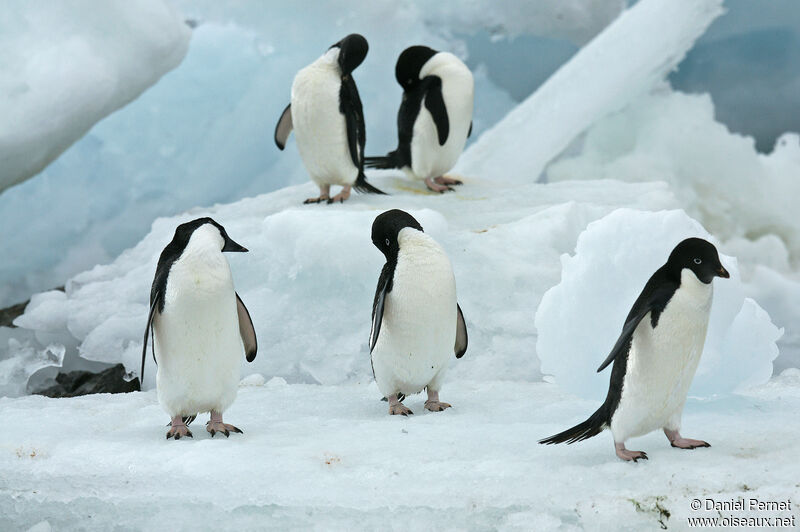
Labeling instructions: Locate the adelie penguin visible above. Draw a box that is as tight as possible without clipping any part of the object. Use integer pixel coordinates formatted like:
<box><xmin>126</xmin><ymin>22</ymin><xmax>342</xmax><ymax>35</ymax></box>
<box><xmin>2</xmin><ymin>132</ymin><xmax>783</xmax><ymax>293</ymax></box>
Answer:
<box><xmin>274</xmin><ymin>33</ymin><xmax>385</xmax><ymax>204</ymax></box>
<box><xmin>369</xmin><ymin>209</ymin><xmax>468</xmax><ymax>415</ymax></box>
<box><xmin>141</xmin><ymin>217</ymin><xmax>257</xmax><ymax>440</ymax></box>
<box><xmin>539</xmin><ymin>238</ymin><xmax>730</xmax><ymax>462</ymax></box>
<box><xmin>365</xmin><ymin>45</ymin><xmax>474</xmax><ymax>193</ymax></box>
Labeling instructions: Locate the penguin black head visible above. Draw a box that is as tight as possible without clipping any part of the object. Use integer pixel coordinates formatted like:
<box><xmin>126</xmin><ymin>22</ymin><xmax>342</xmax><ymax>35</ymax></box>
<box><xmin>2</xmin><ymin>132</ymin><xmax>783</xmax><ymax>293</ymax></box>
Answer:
<box><xmin>172</xmin><ymin>217</ymin><xmax>248</xmax><ymax>253</ymax></box>
<box><xmin>371</xmin><ymin>209</ymin><xmax>424</xmax><ymax>259</ymax></box>
<box><xmin>330</xmin><ymin>33</ymin><xmax>368</xmax><ymax>77</ymax></box>
<box><xmin>667</xmin><ymin>237</ymin><xmax>729</xmax><ymax>284</ymax></box>
<box><xmin>395</xmin><ymin>45</ymin><xmax>438</xmax><ymax>90</ymax></box>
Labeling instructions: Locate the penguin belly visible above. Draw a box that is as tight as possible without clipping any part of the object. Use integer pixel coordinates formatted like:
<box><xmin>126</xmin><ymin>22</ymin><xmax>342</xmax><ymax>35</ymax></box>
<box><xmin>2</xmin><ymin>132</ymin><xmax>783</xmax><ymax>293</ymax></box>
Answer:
<box><xmin>372</xmin><ymin>233</ymin><xmax>457</xmax><ymax>397</ymax></box>
<box><xmin>610</xmin><ymin>275</ymin><xmax>713</xmax><ymax>442</ymax></box>
<box><xmin>154</xmin><ymin>260</ymin><xmax>242</xmax><ymax>417</ymax></box>
<box><xmin>291</xmin><ymin>60</ymin><xmax>358</xmax><ymax>187</ymax></box>
<box><xmin>409</xmin><ymin>62</ymin><xmax>473</xmax><ymax>180</ymax></box>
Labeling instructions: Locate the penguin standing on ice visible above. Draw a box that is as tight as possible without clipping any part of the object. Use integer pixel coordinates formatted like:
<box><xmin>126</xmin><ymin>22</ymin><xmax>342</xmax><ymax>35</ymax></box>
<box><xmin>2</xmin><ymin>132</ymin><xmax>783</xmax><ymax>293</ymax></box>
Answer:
<box><xmin>539</xmin><ymin>238</ymin><xmax>730</xmax><ymax>461</ymax></box>
<box><xmin>369</xmin><ymin>209</ymin><xmax>468</xmax><ymax>415</ymax></box>
<box><xmin>365</xmin><ymin>45</ymin><xmax>474</xmax><ymax>193</ymax></box>
<box><xmin>275</xmin><ymin>33</ymin><xmax>385</xmax><ymax>204</ymax></box>
<box><xmin>141</xmin><ymin>217</ymin><xmax>257</xmax><ymax>440</ymax></box>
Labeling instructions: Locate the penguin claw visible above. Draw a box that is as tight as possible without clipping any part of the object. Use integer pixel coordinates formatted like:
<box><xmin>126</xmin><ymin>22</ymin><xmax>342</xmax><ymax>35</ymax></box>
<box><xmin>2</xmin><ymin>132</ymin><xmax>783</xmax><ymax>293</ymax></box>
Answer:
<box><xmin>206</xmin><ymin>420</ymin><xmax>243</xmax><ymax>438</ymax></box>
<box><xmin>424</xmin><ymin>400</ymin><xmax>452</xmax><ymax>412</ymax></box>
<box><xmin>389</xmin><ymin>403</ymin><xmax>414</xmax><ymax>416</ymax></box>
<box><xmin>166</xmin><ymin>425</ymin><xmax>193</xmax><ymax>441</ymax></box>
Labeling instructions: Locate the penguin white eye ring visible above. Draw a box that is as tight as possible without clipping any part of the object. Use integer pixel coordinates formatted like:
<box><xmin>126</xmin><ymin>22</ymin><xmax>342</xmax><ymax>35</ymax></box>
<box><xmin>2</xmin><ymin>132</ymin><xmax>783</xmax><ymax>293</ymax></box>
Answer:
<box><xmin>539</xmin><ymin>237</ymin><xmax>730</xmax><ymax>462</ymax></box>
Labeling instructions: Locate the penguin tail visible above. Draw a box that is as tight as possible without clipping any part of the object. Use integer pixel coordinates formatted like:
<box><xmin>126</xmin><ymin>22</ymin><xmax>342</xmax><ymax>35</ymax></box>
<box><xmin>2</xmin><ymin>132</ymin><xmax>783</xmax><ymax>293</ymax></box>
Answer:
<box><xmin>538</xmin><ymin>406</ymin><xmax>608</xmax><ymax>445</ymax></box>
<box><xmin>354</xmin><ymin>172</ymin><xmax>387</xmax><ymax>195</ymax></box>
<box><xmin>364</xmin><ymin>150</ymin><xmax>403</xmax><ymax>170</ymax></box>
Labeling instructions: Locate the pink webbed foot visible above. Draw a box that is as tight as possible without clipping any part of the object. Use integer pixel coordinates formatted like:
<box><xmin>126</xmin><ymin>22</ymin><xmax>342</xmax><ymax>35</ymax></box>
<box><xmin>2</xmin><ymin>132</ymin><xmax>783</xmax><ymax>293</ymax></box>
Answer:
<box><xmin>303</xmin><ymin>195</ymin><xmax>330</xmax><ymax>204</ymax></box>
<box><xmin>615</xmin><ymin>442</ymin><xmax>648</xmax><ymax>462</ymax></box>
<box><xmin>425</xmin><ymin>177</ymin><xmax>454</xmax><ymax>193</ymax></box>
<box><xmin>434</xmin><ymin>175</ymin><xmax>463</xmax><ymax>186</ymax></box>
<box><xmin>327</xmin><ymin>186</ymin><xmax>352</xmax><ymax>204</ymax></box>
<box><xmin>664</xmin><ymin>429</ymin><xmax>710</xmax><ymax>449</ymax></box>
<box><xmin>388</xmin><ymin>394</ymin><xmax>413</xmax><ymax>416</ymax></box>
<box><xmin>424</xmin><ymin>389</ymin><xmax>451</xmax><ymax>412</ymax></box>
<box><xmin>166</xmin><ymin>416</ymin><xmax>193</xmax><ymax>440</ymax></box>
<box><xmin>206</xmin><ymin>411</ymin><xmax>243</xmax><ymax>438</ymax></box>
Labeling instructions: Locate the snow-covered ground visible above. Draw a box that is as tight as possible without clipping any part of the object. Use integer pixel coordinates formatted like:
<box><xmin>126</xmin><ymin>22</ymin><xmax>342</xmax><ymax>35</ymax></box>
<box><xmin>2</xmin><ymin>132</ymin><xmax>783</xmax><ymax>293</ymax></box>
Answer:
<box><xmin>2</xmin><ymin>374</ymin><xmax>799</xmax><ymax>530</ymax></box>
<box><xmin>2</xmin><ymin>0</ymin><xmax>800</xmax><ymax>528</ymax></box>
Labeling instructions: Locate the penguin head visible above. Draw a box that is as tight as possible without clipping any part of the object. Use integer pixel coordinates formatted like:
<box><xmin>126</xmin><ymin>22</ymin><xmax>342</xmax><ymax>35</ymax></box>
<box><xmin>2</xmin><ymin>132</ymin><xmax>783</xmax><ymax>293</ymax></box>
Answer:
<box><xmin>371</xmin><ymin>209</ymin><xmax>424</xmax><ymax>259</ymax></box>
<box><xmin>330</xmin><ymin>33</ymin><xmax>368</xmax><ymax>77</ymax></box>
<box><xmin>395</xmin><ymin>45</ymin><xmax>438</xmax><ymax>90</ymax></box>
<box><xmin>667</xmin><ymin>237</ymin><xmax>729</xmax><ymax>284</ymax></box>
<box><xmin>172</xmin><ymin>217</ymin><xmax>249</xmax><ymax>254</ymax></box>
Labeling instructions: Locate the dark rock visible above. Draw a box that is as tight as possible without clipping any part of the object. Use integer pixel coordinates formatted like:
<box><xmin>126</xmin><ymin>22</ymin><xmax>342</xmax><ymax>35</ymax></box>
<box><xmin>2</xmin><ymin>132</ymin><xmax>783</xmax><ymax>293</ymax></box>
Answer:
<box><xmin>0</xmin><ymin>300</ymin><xmax>28</xmax><ymax>328</ymax></box>
<box><xmin>36</xmin><ymin>363</ymin><xmax>140</xmax><ymax>398</ymax></box>
<box><xmin>0</xmin><ymin>286</ymin><xmax>64</xmax><ymax>328</ymax></box>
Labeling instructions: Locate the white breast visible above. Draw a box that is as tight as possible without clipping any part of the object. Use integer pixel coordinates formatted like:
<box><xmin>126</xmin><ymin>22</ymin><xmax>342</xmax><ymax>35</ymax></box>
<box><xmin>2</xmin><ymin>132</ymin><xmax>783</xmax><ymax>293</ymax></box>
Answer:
<box><xmin>291</xmin><ymin>49</ymin><xmax>358</xmax><ymax>187</ymax></box>
<box><xmin>409</xmin><ymin>52</ymin><xmax>474</xmax><ymax>180</ymax></box>
<box><xmin>154</xmin><ymin>230</ymin><xmax>243</xmax><ymax>417</ymax></box>
<box><xmin>610</xmin><ymin>269</ymin><xmax>713</xmax><ymax>442</ymax></box>
<box><xmin>371</xmin><ymin>229</ymin><xmax>458</xmax><ymax>397</ymax></box>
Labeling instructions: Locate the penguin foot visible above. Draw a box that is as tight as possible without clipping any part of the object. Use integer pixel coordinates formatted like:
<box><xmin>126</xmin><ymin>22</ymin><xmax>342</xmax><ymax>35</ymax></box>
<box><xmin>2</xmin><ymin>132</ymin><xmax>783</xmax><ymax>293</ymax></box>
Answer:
<box><xmin>664</xmin><ymin>429</ymin><xmax>710</xmax><ymax>449</ymax></box>
<box><xmin>424</xmin><ymin>400</ymin><xmax>452</xmax><ymax>412</ymax></box>
<box><xmin>327</xmin><ymin>186</ymin><xmax>352</xmax><ymax>204</ymax></box>
<box><xmin>425</xmin><ymin>177</ymin><xmax>454</xmax><ymax>193</ymax></box>
<box><xmin>434</xmin><ymin>175</ymin><xmax>463</xmax><ymax>186</ymax></box>
<box><xmin>615</xmin><ymin>442</ymin><xmax>648</xmax><ymax>462</ymax></box>
<box><xmin>166</xmin><ymin>416</ymin><xmax>193</xmax><ymax>440</ymax></box>
<box><xmin>389</xmin><ymin>403</ymin><xmax>414</xmax><ymax>416</ymax></box>
<box><xmin>206</xmin><ymin>421</ymin><xmax>243</xmax><ymax>438</ymax></box>
<box><xmin>303</xmin><ymin>195</ymin><xmax>330</xmax><ymax>204</ymax></box>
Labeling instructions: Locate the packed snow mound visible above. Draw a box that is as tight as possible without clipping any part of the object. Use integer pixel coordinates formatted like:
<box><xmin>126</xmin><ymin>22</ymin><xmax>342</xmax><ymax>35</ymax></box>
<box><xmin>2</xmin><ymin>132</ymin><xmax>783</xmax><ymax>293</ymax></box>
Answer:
<box><xmin>547</xmin><ymin>91</ymin><xmax>800</xmax><ymax>260</ymax></box>
<box><xmin>12</xmin><ymin>178</ymin><xmax>678</xmax><ymax>394</ymax></box>
<box><xmin>536</xmin><ymin>209</ymin><xmax>781</xmax><ymax>400</ymax></box>
<box><xmin>0</xmin><ymin>0</ymin><xmax>190</xmax><ymax>192</ymax></box>
<box><xmin>0</xmin><ymin>4</ymin><xmax>517</xmax><ymax>308</ymax></box>
<box><xmin>455</xmin><ymin>0</ymin><xmax>724</xmax><ymax>182</ymax></box>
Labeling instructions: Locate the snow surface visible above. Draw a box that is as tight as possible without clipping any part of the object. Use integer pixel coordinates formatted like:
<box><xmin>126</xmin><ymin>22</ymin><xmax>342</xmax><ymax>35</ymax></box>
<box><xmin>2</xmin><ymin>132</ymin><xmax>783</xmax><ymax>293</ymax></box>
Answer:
<box><xmin>536</xmin><ymin>209</ymin><xmax>781</xmax><ymax>400</ymax></box>
<box><xmin>0</xmin><ymin>0</ymin><xmax>190</xmax><ymax>191</ymax></box>
<box><xmin>455</xmin><ymin>0</ymin><xmax>725</xmax><ymax>182</ymax></box>
<box><xmin>1</xmin><ymin>374</ymin><xmax>799</xmax><ymax>530</ymax></box>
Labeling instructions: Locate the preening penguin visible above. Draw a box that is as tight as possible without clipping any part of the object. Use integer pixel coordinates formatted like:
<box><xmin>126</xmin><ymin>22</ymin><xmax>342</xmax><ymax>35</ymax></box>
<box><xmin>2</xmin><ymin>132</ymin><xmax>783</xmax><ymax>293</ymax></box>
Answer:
<box><xmin>369</xmin><ymin>209</ymin><xmax>468</xmax><ymax>415</ymax></box>
<box><xmin>539</xmin><ymin>238</ymin><xmax>730</xmax><ymax>461</ymax></box>
<box><xmin>275</xmin><ymin>33</ymin><xmax>385</xmax><ymax>204</ymax></box>
<box><xmin>365</xmin><ymin>45</ymin><xmax>474</xmax><ymax>193</ymax></box>
<box><xmin>141</xmin><ymin>217</ymin><xmax>257</xmax><ymax>440</ymax></box>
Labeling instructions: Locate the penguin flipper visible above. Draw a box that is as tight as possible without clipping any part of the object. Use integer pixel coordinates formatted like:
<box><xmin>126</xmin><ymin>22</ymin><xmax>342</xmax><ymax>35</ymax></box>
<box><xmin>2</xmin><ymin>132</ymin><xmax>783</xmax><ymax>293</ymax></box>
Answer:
<box><xmin>140</xmin><ymin>296</ymin><xmax>160</xmax><ymax>388</ymax></box>
<box><xmin>274</xmin><ymin>103</ymin><xmax>293</xmax><ymax>150</ymax></box>
<box><xmin>236</xmin><ymin>293</ymin><xmax>258</xmax><ymax>362</ymax></box>
<box><xmin>339</xmin><ymin>75</ymin><xmax>366</xmax><ymax>169</ymax></box>
<box><xmin>369</xmin><ymin>265</ymin><xmax>393</xmax><ymax>353</ymax></box>
<box><xmin>455</xmin><ymin>303</ymin><xmax>468</xmax><ymax>358</ymax></box>
<box><xmin>423</xmin><ymin>76</ymin><xmax>449</xmax><ymax>146</ymax></box>
<box><xmin>596</xmin><ymin>273</ymin><xmax>677</xmax><ymax>373</ymax></box>
<box><xmin>539</xmin><ymin>406</ymin><xmax>608</xmax><ymax>445</ymax></box>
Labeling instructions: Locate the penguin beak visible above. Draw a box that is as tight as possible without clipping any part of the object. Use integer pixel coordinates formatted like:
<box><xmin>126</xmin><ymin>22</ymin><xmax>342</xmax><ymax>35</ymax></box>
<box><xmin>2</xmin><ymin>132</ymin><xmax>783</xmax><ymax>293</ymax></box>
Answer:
<box><xmin>222</xmin><ymin>238</ymin><xmax>248</xmax><ymax>253</ymax></box>
<box><xmin>716</xmin><ymin>265</ymin><xmax>730</xmax><ymax>278</ymax></box>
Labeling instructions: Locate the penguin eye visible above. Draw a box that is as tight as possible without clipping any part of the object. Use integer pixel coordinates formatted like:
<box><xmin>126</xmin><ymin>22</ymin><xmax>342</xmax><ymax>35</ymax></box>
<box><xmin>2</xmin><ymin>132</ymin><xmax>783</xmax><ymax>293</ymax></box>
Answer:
<box><xmin>693</xmin><ymin>258</ymin><xmax>702</xmax><ymax>265</ymax></box>
<box><xmin>385</xmin><ymin>238</ymin><xmax>390</xmax><ymax>247</ymax></box>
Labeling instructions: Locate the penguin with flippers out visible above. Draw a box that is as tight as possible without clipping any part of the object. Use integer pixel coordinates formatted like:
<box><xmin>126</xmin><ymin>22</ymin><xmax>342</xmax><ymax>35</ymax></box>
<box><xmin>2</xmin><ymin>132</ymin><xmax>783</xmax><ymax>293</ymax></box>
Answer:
<box><xmin>539</xmin><ymin>238</ymin><xmax>730</xmax><ymax>461</ymax></box>
<box><xmin>369</xmin><ymin>209</ymin><xmax>468</xmax><ymax>415</ymax></box>
<box><xmin>141</xmin><ymin>217</ymin><xmax>257</xmax><ymax>440</ymax></box>
<box><xmin>365</xmin><ymin>45</ymin><xmax>474</xmax><ymax>193</ymax></box>
<box><xmin>275</xmin><ymin>33</ymin><xmax>385</xmax><ymax>204</ymax></box>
